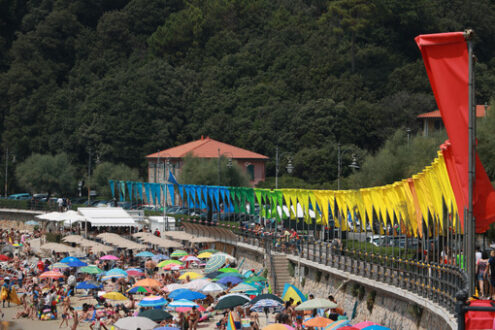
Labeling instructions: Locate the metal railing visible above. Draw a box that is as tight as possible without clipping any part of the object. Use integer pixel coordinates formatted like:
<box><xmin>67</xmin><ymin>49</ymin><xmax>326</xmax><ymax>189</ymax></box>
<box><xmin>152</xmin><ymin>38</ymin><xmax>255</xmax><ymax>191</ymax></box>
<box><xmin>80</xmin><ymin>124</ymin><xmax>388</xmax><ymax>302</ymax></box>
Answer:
<box><xmin>182</xmin><ymin>219</ymin><xmax>466</xmax><ymax>314</ymax></box>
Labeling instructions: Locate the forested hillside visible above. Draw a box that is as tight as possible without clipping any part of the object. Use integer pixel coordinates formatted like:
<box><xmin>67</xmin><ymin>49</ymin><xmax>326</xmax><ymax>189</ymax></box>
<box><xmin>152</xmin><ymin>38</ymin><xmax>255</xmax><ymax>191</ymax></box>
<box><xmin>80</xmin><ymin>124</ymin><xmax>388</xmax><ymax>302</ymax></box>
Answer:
<box><xmin>2</xmin><ymin>0</ymin><xmax>495</xmax><ymax>190</ymax></box>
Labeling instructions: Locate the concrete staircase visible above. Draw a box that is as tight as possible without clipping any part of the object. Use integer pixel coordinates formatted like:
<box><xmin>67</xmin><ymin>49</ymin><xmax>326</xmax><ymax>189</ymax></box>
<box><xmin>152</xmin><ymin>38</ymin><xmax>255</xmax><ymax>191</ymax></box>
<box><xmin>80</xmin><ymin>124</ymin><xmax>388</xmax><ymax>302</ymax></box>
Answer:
<box><xmin>267</xmin><ymin>253</ymin><xmax>291</xmax><ymax>296</ymax></box>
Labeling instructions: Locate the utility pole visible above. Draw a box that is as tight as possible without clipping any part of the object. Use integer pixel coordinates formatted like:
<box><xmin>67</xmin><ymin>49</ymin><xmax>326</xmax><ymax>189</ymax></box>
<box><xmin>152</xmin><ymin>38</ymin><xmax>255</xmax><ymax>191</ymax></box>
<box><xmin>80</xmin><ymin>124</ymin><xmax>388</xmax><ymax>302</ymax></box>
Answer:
<box><xmin>466</xmin><ymin>29</ymin><xmax>476</xmax><ymax>296</ymax></box>
<box><xmin>4</xmin><ymin>147</ymin><xmax>7</xmax><ymax>198</ymax></box>
<box><xmin>275</xmin><ymin>146</ymin><xmax>279</xmax><ymax>189</ymax></box>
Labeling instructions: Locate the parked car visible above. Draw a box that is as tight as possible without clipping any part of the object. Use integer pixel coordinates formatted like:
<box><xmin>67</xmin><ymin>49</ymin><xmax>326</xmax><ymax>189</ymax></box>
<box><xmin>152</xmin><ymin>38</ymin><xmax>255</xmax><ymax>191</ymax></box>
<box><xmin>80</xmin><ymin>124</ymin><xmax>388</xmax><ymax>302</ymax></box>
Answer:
<box><xmin>7</xmin><ymin>193</ymin><xmax>31</xmax><ymax>200</ymax></box>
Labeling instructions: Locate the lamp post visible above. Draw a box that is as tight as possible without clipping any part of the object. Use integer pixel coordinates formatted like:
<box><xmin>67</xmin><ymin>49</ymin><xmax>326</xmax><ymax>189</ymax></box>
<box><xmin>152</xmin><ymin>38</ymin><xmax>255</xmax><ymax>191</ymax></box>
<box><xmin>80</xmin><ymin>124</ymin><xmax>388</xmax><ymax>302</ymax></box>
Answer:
<box><xmin>159</xmin><ymin>151</ymin><xmax>172</xmax><ymax>233</ymax></box>
<box><xmin>275</xmin><ymin>146</ymin><xmax>294</xmax><ymax>189</ymax></box>
<box><xmin>336</xmin><ymin>143</ymin><xmax>360</xmax><ymax>239</ymax></box>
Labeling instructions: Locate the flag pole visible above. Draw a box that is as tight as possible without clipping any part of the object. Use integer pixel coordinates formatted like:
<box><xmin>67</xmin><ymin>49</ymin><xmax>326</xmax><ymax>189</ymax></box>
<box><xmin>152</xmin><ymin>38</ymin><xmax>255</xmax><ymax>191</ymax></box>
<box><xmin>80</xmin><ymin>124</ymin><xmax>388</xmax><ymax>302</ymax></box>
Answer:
<box><xmin>465</xmin><ymin>29</ymin><xmax>475</xmax><ymax>297</ymax></box>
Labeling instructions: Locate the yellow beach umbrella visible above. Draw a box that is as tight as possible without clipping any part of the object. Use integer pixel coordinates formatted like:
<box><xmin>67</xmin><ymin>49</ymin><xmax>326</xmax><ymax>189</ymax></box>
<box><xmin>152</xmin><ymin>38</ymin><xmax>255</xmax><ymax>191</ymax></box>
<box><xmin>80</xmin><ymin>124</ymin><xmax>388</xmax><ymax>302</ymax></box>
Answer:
<box><xmin>102</xmin><ymin>292</ymin><xmax>128</xmax><ymax>301</ymax></box>
<box><xmin>197</xmin><ymin>252</ymin><xmax>213</xmax><ymax>259</ymax></box>
<box><xmin>179</xmin><ymin>272</ymin><xmax>203</xmax><ymax>280</ymax></box>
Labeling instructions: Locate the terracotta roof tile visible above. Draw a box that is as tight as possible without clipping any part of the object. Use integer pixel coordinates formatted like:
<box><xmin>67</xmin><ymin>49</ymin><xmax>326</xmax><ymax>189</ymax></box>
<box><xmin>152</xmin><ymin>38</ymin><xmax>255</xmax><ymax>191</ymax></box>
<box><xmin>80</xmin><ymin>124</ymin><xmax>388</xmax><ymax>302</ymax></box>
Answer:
<box><xmin>146</xmin><ymin>137</ymin><xmax>269</xmax><ymax>160</ymax></box>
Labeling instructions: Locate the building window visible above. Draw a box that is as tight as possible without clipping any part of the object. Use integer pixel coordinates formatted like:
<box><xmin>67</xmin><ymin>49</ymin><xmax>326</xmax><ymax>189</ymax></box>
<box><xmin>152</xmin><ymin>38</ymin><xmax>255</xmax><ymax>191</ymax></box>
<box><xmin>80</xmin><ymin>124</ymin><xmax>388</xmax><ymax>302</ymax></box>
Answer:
<box><xmin>149</xmin><ymin>162</ymin><xmax>155</xmax><ymax>169</ymax></box>
<box><xmin>247</xmin><ymin>164</ymin><xmax>255</xmax><ymax>181</ymax></box>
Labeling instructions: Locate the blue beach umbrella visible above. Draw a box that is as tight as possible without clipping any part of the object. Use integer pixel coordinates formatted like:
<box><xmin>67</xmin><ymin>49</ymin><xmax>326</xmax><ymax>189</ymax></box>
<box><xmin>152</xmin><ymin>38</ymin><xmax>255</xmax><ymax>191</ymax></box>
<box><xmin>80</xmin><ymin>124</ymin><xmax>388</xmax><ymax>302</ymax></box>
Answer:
<box><xmin>217</xmin><ymin>276</ymin><xmax>243</xmax><ymax>286</ymax></box>
<box><xmin>138</xmin><ymin>296</ymin><xmax>168</xmax><ymax>307</ymax></box>
<box><xmin>173</xmin><ymin>291</ymin><xmax>206</xmax><ymax>301</ymax></box>
<box><xmin>136</xmin><ymin>251</ymin><xmax>155</xmax><ymax>258</ymax></box>
<box><xmin>76</xmin><ymin>281</ymin><xmax>101</xmax><ymax>290</ymax></box>
<box><xmin>167</xmin><ymin>299</ymin><xmax>199</xmax><ymax>309</ymax></box>
<box><xmin>60</xmin><ymin>256</ymin><xmax>87</xmax><ymax>267</ymax></box>
<box><xmin>152</xmin><ymin>254</ymin><xmax>169</xmax><ymax>261</ymax></box>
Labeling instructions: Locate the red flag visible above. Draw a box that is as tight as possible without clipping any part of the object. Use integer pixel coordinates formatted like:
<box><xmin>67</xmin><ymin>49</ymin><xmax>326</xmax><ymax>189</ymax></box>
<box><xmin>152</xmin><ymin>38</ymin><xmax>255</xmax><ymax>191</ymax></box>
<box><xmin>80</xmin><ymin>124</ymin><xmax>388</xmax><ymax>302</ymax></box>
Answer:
<box><xmin>416</xmin><ymin>32</ymin><xmax>495</xmax><ymax>233</ymax></box>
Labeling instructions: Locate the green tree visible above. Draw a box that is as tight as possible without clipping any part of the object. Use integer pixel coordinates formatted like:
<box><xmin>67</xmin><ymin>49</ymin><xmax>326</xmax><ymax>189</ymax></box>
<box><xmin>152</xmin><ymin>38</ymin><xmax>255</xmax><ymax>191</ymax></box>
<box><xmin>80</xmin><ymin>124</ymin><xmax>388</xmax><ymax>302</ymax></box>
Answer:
<box><xmin>15</xmin><ymin>153</ymin><xmax>76</xmax><ymax>196</ymax></box>
<box><xmin>178</xmin><ymin>154</ymin><xmax>250</xmax><ymax>187</ymax></box>
<box><xmin>91</xmin><ymin>162</ymin><xmax>140</xmax><ymax>198</ymax></box>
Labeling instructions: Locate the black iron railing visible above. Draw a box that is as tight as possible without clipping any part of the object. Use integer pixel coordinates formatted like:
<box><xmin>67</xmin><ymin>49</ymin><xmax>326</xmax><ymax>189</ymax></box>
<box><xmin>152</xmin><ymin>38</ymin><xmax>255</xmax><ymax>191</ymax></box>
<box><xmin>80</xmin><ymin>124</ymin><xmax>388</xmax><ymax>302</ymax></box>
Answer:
<box><xmin>183</xmin><ymin>220</ymin><xmax>466</xmax><ymax>314</ymax></box>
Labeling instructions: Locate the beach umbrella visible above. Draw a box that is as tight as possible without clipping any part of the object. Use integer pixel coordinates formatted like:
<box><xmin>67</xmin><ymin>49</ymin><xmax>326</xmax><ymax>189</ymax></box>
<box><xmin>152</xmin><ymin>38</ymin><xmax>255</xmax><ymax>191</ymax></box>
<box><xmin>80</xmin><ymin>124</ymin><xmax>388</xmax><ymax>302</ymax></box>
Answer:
<box><xmin>126</xmin><ymin>269</ymin><xmax>145</xmax><ymax>277</ymax></box>
<box><xmin>324</xmin><ymin>320</ymin><xmax>351</xmax><ymax>329</ymax></box>
<box><xmin>304</xmin><ymin>316</ymin><xmax>334</xmax><ymax>328</ymax></box>
<box><xmin>245</xmin><ymin>276</ymin><xmax>268</xmax><ymax>283</ymax></box>
<box><xmin>295</xmin><ymin>298</ymin><xmax>337</xmax><ymax>310</ymax></box>
<box><xmin>353</xmin><ymin>322</ymin><xmax>380</xmax><ymax>329</ymax></box>
<box><xmin>205</xmin><ymin>271</ymin><xmax>222</xmax><ymax>279</ymax></box>
<box><xmin>229</xmin><ymin>283</ymin><xmax>258</xmax><ymax>293</ymax></box>
<box><xmin>205</xmin><ymin>255</ymin><xmax>226</xmax><ymax>274</ymax></box>
<box><xmin>215</xmin><ymin>272</ymin><xmax>243</xmax><ymax>280</ymax></box>
<box><xmin>175</xmin><ymin>305</ymin><xmax>206</xmax><ymax>313</ymax></box>
<box><xmin>154</xmin><ymin>327</ymin><xmax>180</xmax><ymax>330</ymax></box>
<box><xmin>262</xmin><ymin>324</ymin><xmax>294</xmax><ymax>330</ymax></box>
<box><xmin>217</xmin><ymin>276</ymin><xmax>243</xmax><ymax>286</ymax></box>
<box><xmin>49</xmin><ymin>262</ymin><xmax>70</xmax><ymax>270</ymax></box>
<box><xmin>163</xmin><ymin>284</ymin><xmax>185</xmax><ymax>292</ymax></box>
<box><xmin>199</xmin><ymin>249</ymin><xmax>218</xmax><ymax>253</ymax></box>
<box><xmin>219</xmin><ymin>267</ymin><xmax>239</xmax><ymax>273</ymax></box>
<box><xmin>178</xmin><ymin>272</ymin><xmax>203</xmax><ymax>280</ymax></box>
<box><xmin>152</xmin><ymin>254</ymin><xmax>169</xmax><ymax>261</ymax></box>
<box><xmin>213</xmin><ymin>252</ymin><xmax>236</xmax><ymax>263</ymax></box>
<box><xmin>113</xmin><ymin>316</ymin><xmax>157</xmax><ymax>330</ymax></box>
<box><xmin>100</xmin><ymin>255</ymin><xmax>119</xmax><ymax>260</ymax></box>
<box><xmin>167</xmin><ymin>299</ymin><xmax>199</xmax><ymax>308</ymax></box>
<box><xmin>102</xmin><ymin>292</ymin><xmax>128</xmax><ymax>301</ymax></box>
<box><xmin>215</xmin><ymin>295</ymin><xmax>250</xmax><ymax>310</ymax></box>
<box><xmin>127</xmin><ymin>286</ymin><xmax>150</xmax><ymax>294</ymax></box>
<box><xmin>157</xmin><ymin>260</ymin><xmax>183</xmax><ymax>267</ymax></box>
<box><xmin>102</xmin><ymin>268</ymin><xmax>128</xmax><ymax>281</ymax></box>
<box><xmin>170</xmin><ymin>249</ymin><xmax>188</xmax><ymax>258</ymax></box>
<box><xmin>359</xmin><ymin>326</ymin><xmax>390</xmax><ymax>330</ymax></box>
<box><xmin>183</xmin><ymin>279</ymin><xmax>211</xmax><ymax>291</ymax></box>
<box><xmin>138</xmin><ymin>296</ymin><xmax>168</xmax><ymax>307</ymax></box>
<box><xmin>79</xmin><ymin>266</ymin><xmax>103</xmax><ymax>274</ymax></box>
<box><xmin>76</xmin><ymin>281</ymin><xmax>101</xmax><ymax>290</ymax></box>
<box><xmin>134</xmin><ymin>278</ymin><xmax>162</xmax><ymax>288</ymax></box>
<box><xmin>250</xmin><ymin>300</ymin><xmax>284</xmax><ymax>313</ymax></box>
<box><xmin>136</xmin><ymin>251</ymin><xmax>155</xmax><ymax>258</ymax></box>
<box><xmin>202</xmin><ymin>282</ymin><xmax>226</xmax><ymax>294</ymax></box>
<box><xmin>218</xmin><ymin>293</ymin><xmax>250</xmax><ymax>301</ymax></box>
<box><xmin>251</xmin><ymin>294</ymin><xmax>284</xmax><ymax>305</ymax></box>
<box><xmin>173</xmin><ymin>290</ymin><xmax>206</xmax><ymax>301</ymax></box>
<box><xmin>180</xmin><ymin>255</ymin><xmax>200</xmax><ymax>262</ymax></box>
<box><xmin>282</xmin><ymin>283</ymin><xmax>306</xmax><ymax>305</ymax></box>
<box><xmin>26</xmin><ymin>220</ymin><xmax>39</xmax><ymax>226</ymax></box>
<box><xmin>163</xmin><ymin>264</ymin><xmax>185</xmax><ymax>271</ymax></box>
<box><xmin>197</xmin><ymin>252</ymin><xmax>212</xmax><ymax>259</ymax></box>
<box><xmin>138</xmin><ymin>309</ymin><xmax>173</xmax><ymax>322</ymax></box>
<box><xmin>60</xmin><ymin>256</ymin><xmax>87</xmax><ymax>267</ymax></box>
<box><xmin>0</xmin><ymin>255</ymin><xmax>9</xmax><ymax>261</ymax></box>
<box><xmin>168</xmin><ymin>288</ymin><xmax>194</xmax><ymax>299</ymax></box>
<box><xmin>338</xmin><ymin>327</ymin><xmax>360</xmax><ymax>330</ymax></box>
<box><xmin>39</xmin><ymin>271</ymin><xmax>64</xmax><ymax>279</ymax></box>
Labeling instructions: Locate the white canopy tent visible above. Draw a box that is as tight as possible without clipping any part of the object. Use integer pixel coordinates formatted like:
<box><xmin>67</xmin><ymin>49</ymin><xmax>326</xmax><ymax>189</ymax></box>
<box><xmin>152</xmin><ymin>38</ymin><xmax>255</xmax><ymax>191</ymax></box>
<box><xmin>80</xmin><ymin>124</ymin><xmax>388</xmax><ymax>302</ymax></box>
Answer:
<box><xmin>77</xmin><ymin>207</ymin><xmax>137</xmax><ymax>227</ymax></box>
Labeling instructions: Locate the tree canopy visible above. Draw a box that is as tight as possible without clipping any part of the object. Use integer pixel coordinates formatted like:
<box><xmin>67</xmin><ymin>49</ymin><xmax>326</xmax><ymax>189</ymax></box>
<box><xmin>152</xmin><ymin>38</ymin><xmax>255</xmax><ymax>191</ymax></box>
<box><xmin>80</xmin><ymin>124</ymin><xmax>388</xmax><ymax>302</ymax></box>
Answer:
<box><xmin>15</xmin><ymin>153</ymin><xmax>76</xmax><ymax>196</ymax></box>
<box><xmin>3</xmin><ymin>0</ymin><xmax>495</xmax><ymax>193</ymax></box>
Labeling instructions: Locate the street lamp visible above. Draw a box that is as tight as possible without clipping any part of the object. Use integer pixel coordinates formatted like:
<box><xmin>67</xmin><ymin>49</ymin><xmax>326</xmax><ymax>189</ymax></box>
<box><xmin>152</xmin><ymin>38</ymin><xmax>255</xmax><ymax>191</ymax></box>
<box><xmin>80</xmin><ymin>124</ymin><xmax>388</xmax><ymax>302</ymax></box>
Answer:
<box><xmin>275</xmin><ymin>146</ymin><xmax>293</xmax><ymax>189</ymax></box>
<box><xmin>337</xmin><ymin>143</ymin><xmax>359</xmax><ymax>190</ymax></box>
<box><xmin>158</xmin><ymin>151</ymin><xmax>172</xmax><ymax>232</ymax></box>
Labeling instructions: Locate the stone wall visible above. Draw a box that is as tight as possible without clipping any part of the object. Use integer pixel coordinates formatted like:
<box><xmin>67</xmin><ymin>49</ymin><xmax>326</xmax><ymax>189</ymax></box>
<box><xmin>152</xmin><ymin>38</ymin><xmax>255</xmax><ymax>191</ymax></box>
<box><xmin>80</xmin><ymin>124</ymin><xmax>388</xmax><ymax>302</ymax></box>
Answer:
<box><xmin>224</xmin><ymin>240</ymin><xmax>454</xmax><ymax>329</ymax></box>
<box><xmin>296</xmin><ymin>261</ymin><xmax>450</xmax><ymax>329</ymax></box>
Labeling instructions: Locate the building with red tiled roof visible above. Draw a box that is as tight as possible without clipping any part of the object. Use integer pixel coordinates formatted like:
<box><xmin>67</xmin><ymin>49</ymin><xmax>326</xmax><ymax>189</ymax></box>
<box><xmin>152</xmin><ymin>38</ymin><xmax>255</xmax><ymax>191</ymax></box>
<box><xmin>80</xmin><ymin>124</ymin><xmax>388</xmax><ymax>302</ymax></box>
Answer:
<box><xmin>146</xmin><ymin>136</ymin><xmax>268</xmax><ymax>186</ymax></box>
<box><xmin>417</xmin><ymin>104</ymin><xmax>489</xmax><ymax>136</ymax></box>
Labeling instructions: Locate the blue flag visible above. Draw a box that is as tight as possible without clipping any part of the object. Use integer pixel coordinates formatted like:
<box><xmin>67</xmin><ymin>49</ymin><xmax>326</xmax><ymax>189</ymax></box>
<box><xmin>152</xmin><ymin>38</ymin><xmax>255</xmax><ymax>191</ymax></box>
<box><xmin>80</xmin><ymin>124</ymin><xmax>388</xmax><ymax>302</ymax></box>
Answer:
<box><xmin>109</xmin><ymin>180</ymin><xmax>115</xmax><ymax>198</ymax></box>
<box><xmin>126</xmin><ymin>181</ymin><xmax>133</xmax><ymax>201</ymax></box>
<box><xmin>168</xmin><ymin>170</ymin><xmax>179</xmax><ymax>185</ymax></box>
<box><xmin>167</xmin><ymin>184</ymin><xmax>175</xmax><ymax>206</ymax></box>
<box><xmin>144</xmin><ymin>183</ymin><xmax>151</xmax><ymax>204</ymax></box>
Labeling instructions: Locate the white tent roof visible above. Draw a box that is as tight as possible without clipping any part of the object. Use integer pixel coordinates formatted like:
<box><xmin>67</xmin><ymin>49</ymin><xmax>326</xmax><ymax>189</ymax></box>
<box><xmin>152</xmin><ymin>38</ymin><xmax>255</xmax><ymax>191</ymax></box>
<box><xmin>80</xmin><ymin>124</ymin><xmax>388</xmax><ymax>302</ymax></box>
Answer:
<box><xmin>147</xmin><ymin>216</ymin><xmax>176</xmax><ymax>223</ymax></box>
<box><xmin>77</xmin><ymin>207</ymin><xmax>137</xmax><ymax>227</ymax></box>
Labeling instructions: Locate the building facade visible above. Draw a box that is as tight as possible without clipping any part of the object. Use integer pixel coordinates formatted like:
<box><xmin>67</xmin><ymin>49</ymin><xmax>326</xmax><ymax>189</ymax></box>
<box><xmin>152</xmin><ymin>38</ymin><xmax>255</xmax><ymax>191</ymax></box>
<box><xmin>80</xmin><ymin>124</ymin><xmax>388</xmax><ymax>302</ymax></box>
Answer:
<box><xmin>146</xmin><ymin>136</ymin><xmax>268</xmax><ymax>186</ymax></box>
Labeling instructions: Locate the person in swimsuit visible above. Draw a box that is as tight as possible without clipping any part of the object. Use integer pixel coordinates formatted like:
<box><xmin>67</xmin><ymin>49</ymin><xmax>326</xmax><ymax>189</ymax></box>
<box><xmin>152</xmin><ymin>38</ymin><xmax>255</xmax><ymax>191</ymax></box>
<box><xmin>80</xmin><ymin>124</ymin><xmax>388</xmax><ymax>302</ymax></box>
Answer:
<box><xmin>188</xmin><ymin>306</ymin><xmax>199</xmax><ymax>330</ymax></box>
<box><xmin>70</xmin><ymin>307</ymin><xmax>78</xmax><ymax>330</ymax></box>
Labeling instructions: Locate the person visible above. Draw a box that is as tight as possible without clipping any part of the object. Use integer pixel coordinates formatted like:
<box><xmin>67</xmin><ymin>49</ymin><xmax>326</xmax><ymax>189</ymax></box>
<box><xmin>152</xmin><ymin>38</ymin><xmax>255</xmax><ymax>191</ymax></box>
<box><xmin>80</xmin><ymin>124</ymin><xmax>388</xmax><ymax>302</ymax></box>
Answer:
<box><xmin>1</xmin><ymin>278</ymin><xmax>12</xmax><ymax>308</ymax></box>
<box><xmin>67</xmin><ymin>271</ymin><xmax>76</xmax><ymax>296</ymax></box>
<box><xmin>488</xmin><ymin>250</ymin><xmax>495</xmax><ymax>299</ymax></box>
<box><xmin>90</xmin><ymin>315</ymin><xmax>108</xmax><ymax>330</ymax></box>
<box><xmin>232</xmin><ymin>306</ymin><xmax>241</xmax><ymax>330</ymax></box>
<box><xmin>476</xmin><ymin>251</ymin><xmax>489</xmax><ymax>298</ymax></box>
<box><xmin>70</xmin><ymin>306</ymin><xmax>78</xmax><ymax>330</ymax></box>
<box><xmin>188</xmin><ymin>305</ymin><xmax>200</xmax><ymax>330</ymax></box>
<box><xmin>178</xmin><ymin>311</ymin><xmax>188</xmax><ymax>330</ymax></box>
<box><xmin>59</xmin><ymin>296</ymin><xmax>71</xmax><ymax>328</ymax></box>
<box><xmin>57</xmin><ymin>197</ymin><xmax>64</xmax><ymax>212</ymax></box>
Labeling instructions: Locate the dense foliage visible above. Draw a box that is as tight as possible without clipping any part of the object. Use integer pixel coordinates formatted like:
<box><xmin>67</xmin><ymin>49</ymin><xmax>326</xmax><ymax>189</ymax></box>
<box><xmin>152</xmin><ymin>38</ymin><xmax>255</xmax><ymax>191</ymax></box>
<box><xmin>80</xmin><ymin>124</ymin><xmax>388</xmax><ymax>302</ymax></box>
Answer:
<box><xmin>2</xmin><ymin>0</ymin><xmax>495</xmax><ymax>194</ymax></box>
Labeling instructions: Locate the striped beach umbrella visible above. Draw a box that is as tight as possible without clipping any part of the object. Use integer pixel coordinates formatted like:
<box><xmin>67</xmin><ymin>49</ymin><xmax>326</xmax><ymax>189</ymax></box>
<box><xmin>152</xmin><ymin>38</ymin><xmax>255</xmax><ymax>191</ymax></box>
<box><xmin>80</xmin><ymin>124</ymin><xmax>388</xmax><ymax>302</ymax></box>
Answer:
<box><xmin>170</xmin><ymin>250</ymin><xmax>188</xmax><ymax>258</ymax></box>
<box><xmin>204</xmin><ymin>255</ymin><xmax>226</xmax><ymax>274</ymax></box>
<box><xmin>157</xmin><ymin>260</ymin><xmax>183</xmax><ymax>267</ymax></box>
<box><xmin>49</xmin><ymin>263</ymin><xmax>70</xmax><ymax>270</ymax></box>
<box><xmin>138</xmin><ymin>296</ymin><xmax>168</xmax><ymax>307</ymax></box>
<box><xmin>79</xmin><ymin>266</ymin><xmax>103</xmax><ymax>274</ymax></box>
<box><xmin>229</xmin><ymin>283</ymin><xmax>258</xmax><ymax>293</ymax></box>
<box><xmin>167</xmin><ymin>299</ymin><xmax>199</xmax><ymax>309</ymax></box>
<box><xmin>250</xmin><ymin>299</ymin><xmax>284</xmax><ymax>313</ymax></box>
<box><xmin>136</xmin><ymin>251</ymin><xmax>155</xmax><ymax>258</ymax></box>
<box><xmin>39</xmin><ymin>271</ymin><xmax>65</xmax><ymax>279</ymax></box>
<box><xmin>324</xmin><ymin>320</ymin><xmax>351</xmax><ymax>329</ymax></box>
